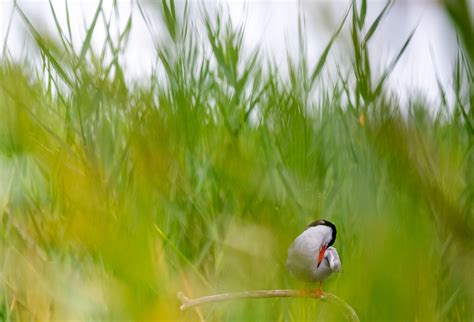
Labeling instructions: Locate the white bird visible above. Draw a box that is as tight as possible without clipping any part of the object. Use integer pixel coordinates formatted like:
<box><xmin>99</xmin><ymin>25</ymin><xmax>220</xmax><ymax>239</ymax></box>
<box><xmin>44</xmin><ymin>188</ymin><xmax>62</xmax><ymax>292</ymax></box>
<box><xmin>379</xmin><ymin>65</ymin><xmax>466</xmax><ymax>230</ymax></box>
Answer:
<box><xmin>286</xmin><ymin>219</ymin><xmax>341</xmax><ymax>296</ymax></box>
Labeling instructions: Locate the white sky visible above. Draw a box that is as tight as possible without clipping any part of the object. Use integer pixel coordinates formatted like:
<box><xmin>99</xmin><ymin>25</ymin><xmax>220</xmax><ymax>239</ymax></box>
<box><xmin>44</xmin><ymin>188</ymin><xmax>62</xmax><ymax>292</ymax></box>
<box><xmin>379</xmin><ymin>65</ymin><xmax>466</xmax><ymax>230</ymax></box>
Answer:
<box><xmin>0</xmin><ymin>0</ymin><xmax>467</xmax><ymax>106</ymax></box>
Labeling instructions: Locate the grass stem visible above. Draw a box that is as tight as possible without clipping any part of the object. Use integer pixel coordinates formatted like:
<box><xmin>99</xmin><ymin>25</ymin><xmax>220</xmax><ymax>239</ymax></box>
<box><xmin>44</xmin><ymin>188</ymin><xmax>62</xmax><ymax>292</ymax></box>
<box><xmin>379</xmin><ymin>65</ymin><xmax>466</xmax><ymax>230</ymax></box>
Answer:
<box><xmin>177</xmin><ymin>289</ymin><xmax>360</xmax><ymax>322</ymax></box>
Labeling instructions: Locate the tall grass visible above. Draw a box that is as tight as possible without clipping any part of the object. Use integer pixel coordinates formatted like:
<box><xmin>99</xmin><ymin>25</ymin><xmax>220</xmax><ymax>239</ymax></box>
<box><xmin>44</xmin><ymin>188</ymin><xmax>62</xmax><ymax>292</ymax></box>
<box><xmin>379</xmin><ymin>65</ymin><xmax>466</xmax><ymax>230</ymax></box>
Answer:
<box><xmin>0</xmin><ymin>0</ymin><xmax>472</xmax><ymax>321</ymax></box>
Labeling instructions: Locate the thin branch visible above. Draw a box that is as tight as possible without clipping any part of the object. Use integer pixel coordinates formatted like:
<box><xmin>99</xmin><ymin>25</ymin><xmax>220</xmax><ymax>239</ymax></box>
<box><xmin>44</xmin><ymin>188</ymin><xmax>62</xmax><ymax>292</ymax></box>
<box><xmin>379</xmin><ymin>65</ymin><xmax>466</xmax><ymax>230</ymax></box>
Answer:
<box><xmin>177</xmin><ymin>289</ymin><xmax>359</xmax><ymax>322</ymax></box>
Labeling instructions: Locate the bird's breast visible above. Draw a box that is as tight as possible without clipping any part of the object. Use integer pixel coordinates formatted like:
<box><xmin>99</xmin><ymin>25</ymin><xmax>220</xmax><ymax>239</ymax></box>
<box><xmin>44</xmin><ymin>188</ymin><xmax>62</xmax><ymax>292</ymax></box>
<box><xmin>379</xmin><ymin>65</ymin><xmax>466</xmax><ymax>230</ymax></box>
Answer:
<box><xmin>286</xmin><ymin>233</ymin><xmax>331</xmax><ymax>282</ymax></box>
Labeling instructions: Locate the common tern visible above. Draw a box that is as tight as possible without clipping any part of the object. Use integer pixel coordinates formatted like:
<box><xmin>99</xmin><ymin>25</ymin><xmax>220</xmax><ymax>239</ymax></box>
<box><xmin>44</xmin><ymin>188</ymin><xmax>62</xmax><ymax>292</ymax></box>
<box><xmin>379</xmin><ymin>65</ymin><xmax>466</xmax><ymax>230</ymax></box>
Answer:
<box><xmin>286</xmin><ymin>219</ymin><xmax>341</xmax><ymax>296</ymax></box>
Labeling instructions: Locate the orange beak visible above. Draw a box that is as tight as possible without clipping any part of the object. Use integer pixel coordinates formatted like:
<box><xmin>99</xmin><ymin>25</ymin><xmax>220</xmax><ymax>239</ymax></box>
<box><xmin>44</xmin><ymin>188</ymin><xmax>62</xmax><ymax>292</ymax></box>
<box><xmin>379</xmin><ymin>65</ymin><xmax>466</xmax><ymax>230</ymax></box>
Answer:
<box><xmin>317</xmin><ymin>244</ymin><xmax>327</xmax><ymax>268</ymax></box>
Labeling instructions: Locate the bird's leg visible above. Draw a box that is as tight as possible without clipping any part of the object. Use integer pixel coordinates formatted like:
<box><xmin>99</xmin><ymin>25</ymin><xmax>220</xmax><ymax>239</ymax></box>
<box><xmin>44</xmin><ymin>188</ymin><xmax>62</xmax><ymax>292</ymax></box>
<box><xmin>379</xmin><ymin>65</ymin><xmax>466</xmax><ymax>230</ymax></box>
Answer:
<box><xmin>301</xmin><ymin>283</ymin><xmax>324</xmax><ymax>297</ymax></box>
<box><xmin>315</xmin><ymin>281</ymin><xmax>324</xmax><ymax>297</ymax></box>
<box><xmin>302</xmin><ymin>283</ymin><xmax>324</xmax><ymax>297</ymax></box>
<box><xmin>300</xmin><ymin>283</ymin><xmax>313</xmax><ymax>296</ymax></box>
<box><xmin>300</xmin><ymin>283</ymin><xmax>312</xmax><ymax>296</ymax></box>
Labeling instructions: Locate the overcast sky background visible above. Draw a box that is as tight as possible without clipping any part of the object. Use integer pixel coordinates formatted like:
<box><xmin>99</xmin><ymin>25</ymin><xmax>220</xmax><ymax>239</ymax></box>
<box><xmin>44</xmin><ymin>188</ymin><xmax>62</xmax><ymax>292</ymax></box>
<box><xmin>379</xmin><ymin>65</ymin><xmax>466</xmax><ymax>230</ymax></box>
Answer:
<box><xmin>0</xmin><ymin>0</ymin><xmax>469</xmax><ymax>106</ymax></box>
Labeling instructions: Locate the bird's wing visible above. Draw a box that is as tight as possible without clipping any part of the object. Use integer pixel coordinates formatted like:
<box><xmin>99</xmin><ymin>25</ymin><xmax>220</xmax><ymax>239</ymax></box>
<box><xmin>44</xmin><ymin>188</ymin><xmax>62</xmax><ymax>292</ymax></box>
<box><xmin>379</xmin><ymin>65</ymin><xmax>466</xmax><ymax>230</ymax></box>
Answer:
<box><xmin>327</xmin><ymin>247</ymin><xmax>342</xmax><ymax>272</ymax></box>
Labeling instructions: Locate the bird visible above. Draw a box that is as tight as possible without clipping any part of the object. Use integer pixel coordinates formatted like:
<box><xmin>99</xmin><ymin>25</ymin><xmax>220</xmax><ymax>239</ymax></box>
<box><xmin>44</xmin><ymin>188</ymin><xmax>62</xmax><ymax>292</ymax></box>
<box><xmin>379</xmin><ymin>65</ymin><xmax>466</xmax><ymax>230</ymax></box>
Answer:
<box><xmin>286</xmin><ymin>219</ymin><xmax>341</xmax><ymax>296</ymax></box>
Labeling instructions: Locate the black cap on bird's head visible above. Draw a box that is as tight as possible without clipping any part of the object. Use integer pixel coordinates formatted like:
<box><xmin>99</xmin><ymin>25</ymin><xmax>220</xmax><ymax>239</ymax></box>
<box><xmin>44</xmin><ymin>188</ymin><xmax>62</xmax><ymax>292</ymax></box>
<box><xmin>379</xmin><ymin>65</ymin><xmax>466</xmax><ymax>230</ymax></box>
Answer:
<box><xmin>306</xmin><ymin>219</ymin><xmax>337</xmax><ymax>247</ymax></box>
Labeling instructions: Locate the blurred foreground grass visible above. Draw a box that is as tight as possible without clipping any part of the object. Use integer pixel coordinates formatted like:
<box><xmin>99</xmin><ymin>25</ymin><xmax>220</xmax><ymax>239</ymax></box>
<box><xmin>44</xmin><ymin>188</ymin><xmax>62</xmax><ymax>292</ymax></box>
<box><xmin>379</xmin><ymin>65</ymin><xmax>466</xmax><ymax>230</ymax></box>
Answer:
<box><xmin>0</xmin><ymin>0</ymin><xmax>473</xmax><ymax>321</ymax></box>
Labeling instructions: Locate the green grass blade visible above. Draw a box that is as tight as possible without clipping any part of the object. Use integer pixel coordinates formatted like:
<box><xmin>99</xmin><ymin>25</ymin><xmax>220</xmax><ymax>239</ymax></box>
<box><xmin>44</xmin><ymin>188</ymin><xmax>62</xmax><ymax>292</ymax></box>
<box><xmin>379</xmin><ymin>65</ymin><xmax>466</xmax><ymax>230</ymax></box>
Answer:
<box><xmin>373</xmin><ymin>25</ymin><xmax>417</xmax><ymax>98</ymax></box>
<box><xmin>309</xmin><ymin>4</ymin><xmax>351</xmax><ymax>87</ymax></box>
<box><xmin>363</xmin><ymin>0</ymin><xmax>393</xmax><ymax>45</ymax></box>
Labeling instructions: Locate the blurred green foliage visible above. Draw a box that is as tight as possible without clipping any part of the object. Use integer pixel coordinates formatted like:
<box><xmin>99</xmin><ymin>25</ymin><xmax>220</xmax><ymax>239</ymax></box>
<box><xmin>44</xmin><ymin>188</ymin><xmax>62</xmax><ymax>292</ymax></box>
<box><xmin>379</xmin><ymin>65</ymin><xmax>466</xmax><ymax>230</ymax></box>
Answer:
<box><xmin>0</xmin><ymin>0</ymin><xmax>473</xmax><ymax>321</ymax></box>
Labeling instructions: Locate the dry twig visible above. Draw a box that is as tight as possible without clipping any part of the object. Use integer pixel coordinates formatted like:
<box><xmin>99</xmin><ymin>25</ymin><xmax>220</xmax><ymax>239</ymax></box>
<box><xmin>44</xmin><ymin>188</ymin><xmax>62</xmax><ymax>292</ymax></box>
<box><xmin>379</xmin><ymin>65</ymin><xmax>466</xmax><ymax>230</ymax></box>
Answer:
<box><xmin>177</xmin><ymin>289</ymin><xmax>359</xmax><ymax>322</ymax></box>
